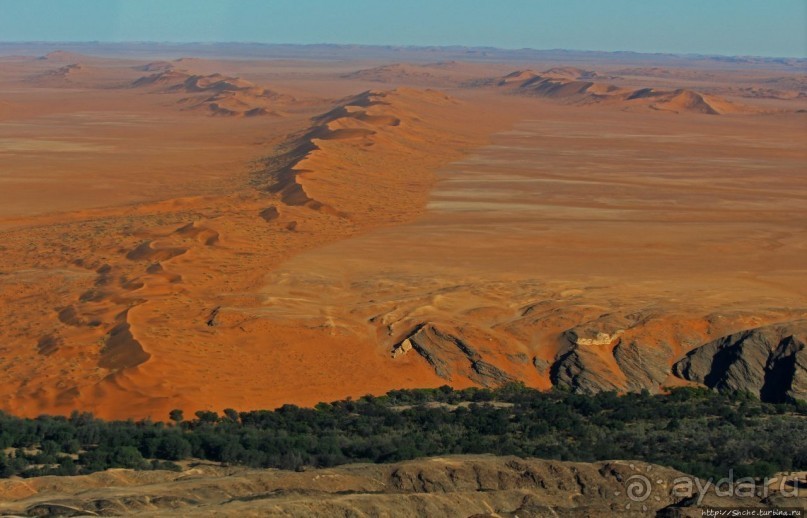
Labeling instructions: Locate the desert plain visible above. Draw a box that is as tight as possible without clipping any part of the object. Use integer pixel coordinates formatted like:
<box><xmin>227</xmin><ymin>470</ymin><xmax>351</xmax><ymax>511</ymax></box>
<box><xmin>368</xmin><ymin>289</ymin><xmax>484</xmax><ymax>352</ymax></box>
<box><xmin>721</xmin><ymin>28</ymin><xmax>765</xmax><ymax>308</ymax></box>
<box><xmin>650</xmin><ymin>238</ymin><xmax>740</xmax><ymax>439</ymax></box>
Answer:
<box><xmin>0</xmin><ymin>43</ymin><xmax>805</xmax><ymax>420</ymax></box>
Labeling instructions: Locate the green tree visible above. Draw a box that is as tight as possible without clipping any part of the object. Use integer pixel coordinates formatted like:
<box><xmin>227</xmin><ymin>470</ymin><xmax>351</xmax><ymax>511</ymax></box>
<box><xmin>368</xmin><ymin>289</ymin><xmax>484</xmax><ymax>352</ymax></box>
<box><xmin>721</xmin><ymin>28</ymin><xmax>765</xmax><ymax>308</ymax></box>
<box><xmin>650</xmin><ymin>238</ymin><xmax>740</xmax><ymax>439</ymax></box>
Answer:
<box><xmin>168</xmin><ymin>409</ymin><xmax>184</xmax><ymax>424</ymax></box>
<box><xmin>111</xmin><ymin>446</ymin><xmax>148</xmax><ymax>469</ymax></box>
<box><xmin>156</xmin><ymin>434</ymin><xmax>192</xmax><ymax>461</ymax></box>
<box><xmin>195</xmin><ymin>411</ymin><xmax>219</xmax><ymax>424</ymax></box>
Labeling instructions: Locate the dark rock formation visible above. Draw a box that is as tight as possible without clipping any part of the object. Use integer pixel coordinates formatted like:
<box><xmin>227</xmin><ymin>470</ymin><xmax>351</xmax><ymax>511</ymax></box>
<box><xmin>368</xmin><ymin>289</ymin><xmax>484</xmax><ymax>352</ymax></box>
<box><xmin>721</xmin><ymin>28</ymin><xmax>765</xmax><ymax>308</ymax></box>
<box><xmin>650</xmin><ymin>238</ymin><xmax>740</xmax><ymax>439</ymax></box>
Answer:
<box><xmin>614</xmin><ymin>340</ymin><xmax>672</xmax><ymax>393</ymax></box>
<box><xmin>396</xmin><ymin>323</ymin><xmax>515</xmax><ymax>387</ymax></box>
<box><xmin>550</xmin><ymin>348</ymin><xmax>624</xmax><ymax>394</ymax></box>
<box><xmin>673</xmin><ymin>320</ymin><xmax>807</xmax><ymax>402</ymax></box>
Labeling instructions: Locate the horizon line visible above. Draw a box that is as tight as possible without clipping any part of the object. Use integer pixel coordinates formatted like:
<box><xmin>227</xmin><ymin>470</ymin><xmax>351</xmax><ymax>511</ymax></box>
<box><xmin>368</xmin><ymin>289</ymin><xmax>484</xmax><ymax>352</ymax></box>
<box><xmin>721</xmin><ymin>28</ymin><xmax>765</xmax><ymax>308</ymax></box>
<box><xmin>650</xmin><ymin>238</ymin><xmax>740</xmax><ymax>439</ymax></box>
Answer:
<box><xmin>0</xmin><ymin>41</ymin><xmax>804</xmax><ymax>61</ymax></box>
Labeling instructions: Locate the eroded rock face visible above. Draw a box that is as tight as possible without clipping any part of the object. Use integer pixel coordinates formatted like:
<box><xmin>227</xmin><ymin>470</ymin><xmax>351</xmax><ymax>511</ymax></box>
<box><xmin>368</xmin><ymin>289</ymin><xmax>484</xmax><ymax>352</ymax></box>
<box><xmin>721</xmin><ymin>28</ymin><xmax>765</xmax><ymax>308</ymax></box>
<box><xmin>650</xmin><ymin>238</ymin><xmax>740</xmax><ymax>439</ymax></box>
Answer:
<box><xmin>673</xmin><ymin>320</ymin><xmax>807</xmax><ymax>402</ymax></box>
<box><xmin>3</xmin><ymin>456</ymin><xmax>801</xmax><ymax>517</ymax></box>
<box><xmin>550</xmin><ymin>314</ymin><xmax>660</xmax><ymax>394</ymax></box>
<box><xmin>614</xmin><ymin>340</ymin><xmax>672</xmax><ymax>393</ymax></box>
<box><xmin>0</xmin><ymin>457</ymin><xmax>686</xmax><ymax>517</ymax></box>
<box><xmin>391</xmin><ymin>337</ymin><xmax>413</xmax><ymax>358</ymax></box>
<box><xmin>394</xmin><ymin>323</ymin><xmax>515</xmax><ymax>387</ymax></box>
<box><xmin>386</xmin><ymin>309</ymin><xmax>806</xmax><ymax>400</ymax></box>
<box><xmin>551</xmin><ymin>347</ymin><xmax>625</xmax><ymax>394</ymax></box>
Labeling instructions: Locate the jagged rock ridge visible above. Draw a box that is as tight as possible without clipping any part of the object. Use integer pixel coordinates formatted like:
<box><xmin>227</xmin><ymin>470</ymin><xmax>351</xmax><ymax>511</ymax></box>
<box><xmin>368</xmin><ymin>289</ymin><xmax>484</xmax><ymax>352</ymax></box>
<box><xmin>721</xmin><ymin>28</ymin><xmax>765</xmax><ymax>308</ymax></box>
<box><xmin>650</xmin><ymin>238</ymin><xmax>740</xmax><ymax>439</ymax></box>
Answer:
<box><xmin>673</xmin><ymin>320</ymin><xmax>807</xmax><ymax>402</ymax></box>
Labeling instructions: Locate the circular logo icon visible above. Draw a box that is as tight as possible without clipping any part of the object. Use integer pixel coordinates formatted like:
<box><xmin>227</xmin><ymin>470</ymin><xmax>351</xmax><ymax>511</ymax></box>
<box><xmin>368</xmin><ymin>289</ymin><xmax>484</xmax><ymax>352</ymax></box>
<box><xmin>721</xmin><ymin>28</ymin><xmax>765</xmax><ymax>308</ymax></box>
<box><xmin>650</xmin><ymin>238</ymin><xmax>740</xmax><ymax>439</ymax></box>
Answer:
<box><xmin>615</xmin><ymin>464</ymin><xmax>665</xmax><ymax>511</ymax></box>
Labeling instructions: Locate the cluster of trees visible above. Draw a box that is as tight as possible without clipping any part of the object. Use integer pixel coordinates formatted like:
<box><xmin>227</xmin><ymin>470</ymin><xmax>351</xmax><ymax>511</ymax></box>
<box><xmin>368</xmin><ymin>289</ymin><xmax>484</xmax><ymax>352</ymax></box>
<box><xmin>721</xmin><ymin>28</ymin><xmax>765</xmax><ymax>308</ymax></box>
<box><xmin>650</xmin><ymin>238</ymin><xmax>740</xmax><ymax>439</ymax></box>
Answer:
<box><xmin>1</xmin><ymin>385</ymin><xmax>804</xmax><ymax>480</ymax></box>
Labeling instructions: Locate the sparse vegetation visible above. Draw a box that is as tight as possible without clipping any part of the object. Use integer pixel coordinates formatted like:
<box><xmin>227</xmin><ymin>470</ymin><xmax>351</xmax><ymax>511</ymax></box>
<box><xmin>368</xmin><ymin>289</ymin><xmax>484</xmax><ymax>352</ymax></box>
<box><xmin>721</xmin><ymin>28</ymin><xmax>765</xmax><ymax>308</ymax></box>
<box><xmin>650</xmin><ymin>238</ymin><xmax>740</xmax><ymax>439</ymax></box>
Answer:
<box><xmin>0</xmin><ymin>385</ymin><xmax>804</xmax><ymax>480</ymax></box>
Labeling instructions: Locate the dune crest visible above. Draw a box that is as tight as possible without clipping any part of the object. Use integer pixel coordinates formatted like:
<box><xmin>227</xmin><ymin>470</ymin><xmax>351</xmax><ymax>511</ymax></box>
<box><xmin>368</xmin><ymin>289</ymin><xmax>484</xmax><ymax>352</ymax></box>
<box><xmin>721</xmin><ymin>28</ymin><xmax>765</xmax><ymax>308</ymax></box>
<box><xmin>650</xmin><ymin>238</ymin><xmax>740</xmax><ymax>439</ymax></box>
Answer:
<box><xmin>491</xmin><ymin>68</ymin><xmax>752</xmax><ymax>114</ymax></box>
<box><xmin>133</xmin><ymin>68</ymin><xmax>293</xmax><ymax>116</ymax></box>
<box><xmin>497</xmin><ymin>69</ymin><xmax>541</xmax><ymax>85</ymax></box>
<box><xmin>133</xmin><ymin>60</ymin><xmax>175</xmax><ymax>72</ymax></box>
<box><xmin>0</xmin><ymin>81</ymin><xmax>515</xmax><ymax>419</ymax></box>
<box><xmin>260</xmin><ymin>88</ymin><xmax>461</xmax><ymax>218</ymax></box>
<box><xmin>0</xmin><ymin>49</ymin><xmax>803</xmax><ymax>420</ymax></box>
<box><xmin>540</xmin><ymin>66</ymin><xmax>598</xmax><ymax>80</ymax></box>
<box><xmin>647</xmin><ymin>88</ymin><xmax>743</xmax><ymax>114</ymax></box>
<box><xmin>27</xmin><ymin>63</ymin><xmax>94</xmax><ymax>86</ymax></box>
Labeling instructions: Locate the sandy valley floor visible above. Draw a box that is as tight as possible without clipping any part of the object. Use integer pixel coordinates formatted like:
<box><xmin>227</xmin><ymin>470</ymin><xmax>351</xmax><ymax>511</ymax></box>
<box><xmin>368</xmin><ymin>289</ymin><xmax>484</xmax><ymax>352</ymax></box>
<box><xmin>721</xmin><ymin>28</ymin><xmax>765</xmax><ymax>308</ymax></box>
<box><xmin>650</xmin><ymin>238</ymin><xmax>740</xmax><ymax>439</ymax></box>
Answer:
<box><xmin>0</xmin><ymin>45</ymin><xmax>805</xmax><ymax>418</ymax></box>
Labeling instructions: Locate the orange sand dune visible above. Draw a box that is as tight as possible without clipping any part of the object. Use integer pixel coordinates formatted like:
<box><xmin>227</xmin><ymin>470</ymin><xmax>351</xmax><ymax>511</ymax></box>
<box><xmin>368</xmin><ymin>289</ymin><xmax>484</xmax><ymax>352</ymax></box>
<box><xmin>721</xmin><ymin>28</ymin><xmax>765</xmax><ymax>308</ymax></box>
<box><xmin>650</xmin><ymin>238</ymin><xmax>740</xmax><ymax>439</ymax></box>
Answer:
<box><xmin>133</xmin><ymin>68</ymin><xmax>295</xmax><ymax>116</ymax></box>
<box><xmin>497</xmin><ymin>69</ymin><xmax>542</xmax><ymax>85</ymax></box>
<box><xmin>264</xmin><ymin>88</ymin><xmax>462</xmax><ymax>217</ymax></box>
<box><xmin>134</xmin><ymin>60</ymin><xmax>175</xmax><ymax>72</ymax></box>
<box><xmin>25</xmin><ymin>62</ymin><xmax>129</xmax><ymax>89</ymax></box>
<box><xmin>625</xmin><ymin>87</ymin><xmax>746</xmax><ymax>114</ymax></box>
<box><xmin>35</xmin><ymin>63</ymin><xmax>88</xmax><ymax>82</ymax></box>
<box><xmin>254</xmin><ymin>102</ymin><xmax>806</xmax><ymax>396</ymax></box>
<box><xmin>540</xmin><ymin>67</ymin><xmax>598</xmax><ymax>80</ymax></box>
<box><xmin>0</xmin><ymin>55</ymin><xmax>804</xmax><ymax>419</ymax></box>
<box><xmin>0</xmin><ymin>62</ymin><xmax>522</xmax><ymax>418</ymax></box>
<box><xmin>489</xmin><ymin>68</ymin><xmax>754</xmax><ymax>114</ymax></box>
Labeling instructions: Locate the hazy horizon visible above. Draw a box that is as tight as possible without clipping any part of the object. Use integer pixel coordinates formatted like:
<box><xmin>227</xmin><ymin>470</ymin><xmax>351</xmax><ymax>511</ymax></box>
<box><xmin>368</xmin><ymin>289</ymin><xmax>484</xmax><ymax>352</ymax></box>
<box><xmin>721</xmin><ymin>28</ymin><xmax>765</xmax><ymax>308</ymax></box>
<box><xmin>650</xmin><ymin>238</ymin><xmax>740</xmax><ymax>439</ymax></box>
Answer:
<box><xmin>2</xmin><ymin>0</ymin><xmax>805</xmax><ymax>58</ymax></box>
<box><xmin>1</xmin><ymin>40</ymin><xmax>804</xmax><ymax>61</ymax></box>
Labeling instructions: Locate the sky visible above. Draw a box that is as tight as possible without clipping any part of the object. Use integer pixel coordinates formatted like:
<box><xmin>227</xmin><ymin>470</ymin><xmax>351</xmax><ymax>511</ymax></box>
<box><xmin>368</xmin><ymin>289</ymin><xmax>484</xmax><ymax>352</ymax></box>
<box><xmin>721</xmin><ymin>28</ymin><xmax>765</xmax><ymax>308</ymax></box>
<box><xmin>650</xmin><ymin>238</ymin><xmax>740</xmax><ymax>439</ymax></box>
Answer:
<box><xmin>1</xmin><ymin>0</ymin><xmax>805</xmax><ymax>58</ymax></box>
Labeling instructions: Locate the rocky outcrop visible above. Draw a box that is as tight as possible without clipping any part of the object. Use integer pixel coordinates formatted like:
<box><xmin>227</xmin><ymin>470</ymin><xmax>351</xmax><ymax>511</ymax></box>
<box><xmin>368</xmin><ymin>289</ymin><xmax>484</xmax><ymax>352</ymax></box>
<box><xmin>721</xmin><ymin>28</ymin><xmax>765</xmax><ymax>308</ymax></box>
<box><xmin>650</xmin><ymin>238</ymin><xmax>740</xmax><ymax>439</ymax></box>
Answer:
<box><xmin>384</xmin><ymin>304</ymin><xmax>805</xmax><ymax>399</ymax></box>
<box><xmin>614</xmin><ymin>340</ymin><xmax>672</xmax><ymax>393</ymax></box>
<box><xmin>391</xmin><ymin>337</ymin><xmax>413</xmax><ymax>358</ymax></box>
<box><xmin>551</xmin><ymin>316</ymin><xmax>638</xmax><ymax>394</ymax></box>
<box><xmin>2</xmin><ymin>456</ymin><xmax>801</xmax><ymax>517</ymax></box>
<box><xmin>673</xmin><ymin>320</ymin><xmax>807</xmax><ymax>402</ymax></box>
<box><xmin>394</xmin><ymin>323</ymin><xmax>515</xmax><ymax>387</ymax></box>
<box><xmin>551</xmin><ymin>348</ymin><xmax>624</xmax><ymax>394</ymax></box>
<box><xmin>532</xmin><ymin>356</ymin><xmax>550</xmax><ymax>374</ymax></box>
<box><xmin>566</xmin><ymin>330</ymin><xmax>624</xmax><ymax>346</ymax></box>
